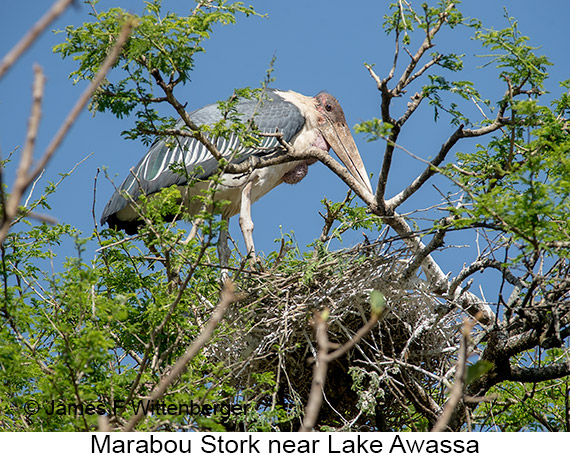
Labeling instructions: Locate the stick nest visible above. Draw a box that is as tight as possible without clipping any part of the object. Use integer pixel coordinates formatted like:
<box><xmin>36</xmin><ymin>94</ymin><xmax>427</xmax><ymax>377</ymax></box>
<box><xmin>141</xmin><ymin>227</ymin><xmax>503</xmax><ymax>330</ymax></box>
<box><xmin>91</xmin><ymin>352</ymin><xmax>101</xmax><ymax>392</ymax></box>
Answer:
<box><xmin>208</xmin><ymin>239</ymin><xmax>462</xmax><ymax>429</ymax></box>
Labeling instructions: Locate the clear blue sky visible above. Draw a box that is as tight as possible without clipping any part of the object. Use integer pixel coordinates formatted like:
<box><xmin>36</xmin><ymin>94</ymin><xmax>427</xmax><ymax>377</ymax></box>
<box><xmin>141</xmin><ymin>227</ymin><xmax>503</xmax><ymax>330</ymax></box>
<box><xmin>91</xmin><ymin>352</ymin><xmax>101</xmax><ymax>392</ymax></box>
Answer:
<box><xmin>1</xmin><ymin>1</ymin><xmax>569</xmax><ymax>266</ymax></box>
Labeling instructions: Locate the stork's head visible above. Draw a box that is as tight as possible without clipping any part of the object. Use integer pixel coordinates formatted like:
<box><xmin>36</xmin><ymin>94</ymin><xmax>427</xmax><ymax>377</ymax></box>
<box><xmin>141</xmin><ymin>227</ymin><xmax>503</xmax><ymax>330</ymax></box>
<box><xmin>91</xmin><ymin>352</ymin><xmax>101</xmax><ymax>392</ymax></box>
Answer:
<box><xmin>313</xmin><ymin>92</ymin><xmax>374</xmax><ymax>194</ymax></box>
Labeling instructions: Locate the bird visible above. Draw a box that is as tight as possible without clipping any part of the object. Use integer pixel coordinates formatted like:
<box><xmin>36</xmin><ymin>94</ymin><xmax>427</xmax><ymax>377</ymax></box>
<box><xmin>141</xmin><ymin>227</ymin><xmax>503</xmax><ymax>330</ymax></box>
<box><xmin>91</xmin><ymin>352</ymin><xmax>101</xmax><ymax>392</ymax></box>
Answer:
<box><xmin>100</xmin><ymin>88</ymin><xmax>373</xmax><ymax>263</ymax></box>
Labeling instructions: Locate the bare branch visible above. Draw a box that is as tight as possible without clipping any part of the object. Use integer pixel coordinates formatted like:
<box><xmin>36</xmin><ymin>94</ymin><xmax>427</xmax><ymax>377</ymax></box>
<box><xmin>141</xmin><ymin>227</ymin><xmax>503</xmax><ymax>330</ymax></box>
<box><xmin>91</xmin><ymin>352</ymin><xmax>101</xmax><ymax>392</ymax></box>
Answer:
<box><xmin>0</xmin><ymin>19</ymin><xmax>135</xmax><ymax>245</ymax></box>
<box><xmin>0</xmin><ymin>65</ymin><xmax>45</xmax><ymax>244</ymax></box>
<box><xmin>387</xmin><ymin>112</ymin><xmax>510</xmax><ymax>211</ymax></box>
<box><xmin>369</xmin><ymin>4</ymin><xmax>460</xmax><ymax>206</ymax></box>
<box><xmin>375</xmin><ymin>131</ymin><xmax>399</xmax><ymax>204</ymax></box>
<box><xmin>399</xmin><ymin>219</ymin><xmax>450</xmax><ymax>284</ymax></box>
<box><xmin>364</xmin><ymin>63</ymin><xmax>382</xmax><ymax>91</ymax></box>
<box><xmin>300</xmin><ymin>306</ymin><xmax>386</xmax><ymax>431</ymax></box>
<box><xmin>299</xmin><ymin>311</ymin><xmax>330</xmax><ymax>432</ymax></box>
<box><xmin>122</xmin><ymin>280</ymin><xmax>235</xmax><ymax>431</ymax></box>
<box><xmin>431</xmin><ymin>317</ymin><xmax>474</xmax><ymax>432</ymax></box>
<box><xmin>508</xmin><ymin>360</ymin><xmax>570</xmax><ymax>383</ymax></box>
<box><xmin>0</xmin><ymin>0</ymin><xmax>75</xmax><ymax>80</ymax></box>
<box><xmin>397</xmin><ymin>91</ymin><xmax>424</xmax><ymax>126</ymax></box>
<box><xmin>401</xmin><ymin>53</ymin><xmax>442</xmax><ymax>93</ymax></box>
<box><xmin>386</xmin><ymin>125</ymin><xmax>464</xmax><ymax>210</ymax></box>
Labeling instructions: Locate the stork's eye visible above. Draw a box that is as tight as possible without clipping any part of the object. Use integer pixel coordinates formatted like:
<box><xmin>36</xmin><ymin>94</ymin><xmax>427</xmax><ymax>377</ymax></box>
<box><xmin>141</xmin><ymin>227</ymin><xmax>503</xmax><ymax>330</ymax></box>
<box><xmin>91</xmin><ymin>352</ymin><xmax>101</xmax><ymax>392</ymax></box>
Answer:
<box><xmin>325</xmin><ymin>103</ymin><xmax>333</xmax><ymax>112</ymax></box>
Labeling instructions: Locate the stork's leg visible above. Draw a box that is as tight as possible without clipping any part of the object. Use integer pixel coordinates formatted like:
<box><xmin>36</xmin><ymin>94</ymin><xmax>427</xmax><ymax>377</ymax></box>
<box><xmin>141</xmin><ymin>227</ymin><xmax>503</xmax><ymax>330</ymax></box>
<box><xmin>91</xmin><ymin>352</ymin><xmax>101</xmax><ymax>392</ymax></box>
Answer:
<box><xmin>218</xmin><ymin>214</ymin><xmax>231</xmax><ymax>279</ymax></box>
<box><xmin>182</xmin><ymin>201</ymin><xmax>207</xmax><ymax>245</ymax></box>
<box><xmin>182</xmin><ymin>218</ymin><xmax>202</xmax><ymax>245</ymax></box>
<box><xmin>239</xmin><ymin>180</ymin><xmax>256</xmax><ymax>262</ymax></box>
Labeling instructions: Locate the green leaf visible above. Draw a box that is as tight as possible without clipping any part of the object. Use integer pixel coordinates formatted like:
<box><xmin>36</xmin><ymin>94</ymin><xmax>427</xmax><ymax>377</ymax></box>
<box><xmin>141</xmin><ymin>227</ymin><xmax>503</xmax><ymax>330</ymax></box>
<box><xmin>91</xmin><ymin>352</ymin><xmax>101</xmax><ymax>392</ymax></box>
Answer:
<box><xmin>465</xmin><ymin>360</ymin><xmax>494</xmax><ymax>385</ymax></box>
<box><xmin>370</xmin><ymin>290</ymin><xmax>386</xmax><ymax>316</ymax></box>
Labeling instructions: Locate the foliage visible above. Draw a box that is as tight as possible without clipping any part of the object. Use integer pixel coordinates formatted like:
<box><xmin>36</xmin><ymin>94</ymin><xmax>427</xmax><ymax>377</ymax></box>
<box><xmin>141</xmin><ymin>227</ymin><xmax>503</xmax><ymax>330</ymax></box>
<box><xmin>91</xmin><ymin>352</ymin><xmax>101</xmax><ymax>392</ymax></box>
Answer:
<box><xmin>449</xmin><ymin>93</ymin><xmax>570</xmax><ymax>253</ymax></box>
<box><xmin>474</xmin><ymin>349</ymin><xmax>570</xmax><ymax>432</ymax></box>
<box><xmin>53</xmin><ymin>0</ymin><xmax>259</xmax><ymax>141</ymax></box>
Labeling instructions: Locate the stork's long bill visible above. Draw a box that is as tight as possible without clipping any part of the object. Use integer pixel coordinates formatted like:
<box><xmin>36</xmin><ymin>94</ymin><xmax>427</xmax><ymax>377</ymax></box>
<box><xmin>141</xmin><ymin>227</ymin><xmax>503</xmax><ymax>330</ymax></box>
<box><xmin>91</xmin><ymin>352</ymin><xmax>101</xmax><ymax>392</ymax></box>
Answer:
<box><xmin>313</xmin><ymin>92</ymin><xmax>374</xmax><ymax>195</ymax></box>
<box><xmin>319</xmin><ymin>120</ymin><xmax>373</xmax><ymax>195</ymax></box>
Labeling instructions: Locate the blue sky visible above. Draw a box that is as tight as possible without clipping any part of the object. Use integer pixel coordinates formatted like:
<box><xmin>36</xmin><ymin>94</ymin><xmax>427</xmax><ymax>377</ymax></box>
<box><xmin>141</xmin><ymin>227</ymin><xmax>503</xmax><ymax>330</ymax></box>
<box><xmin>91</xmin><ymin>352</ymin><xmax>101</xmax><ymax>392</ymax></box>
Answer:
<box><xmin>1</xmin><ymin>0</ymin><xmax>569</xmax><ymax>267</ymax></box>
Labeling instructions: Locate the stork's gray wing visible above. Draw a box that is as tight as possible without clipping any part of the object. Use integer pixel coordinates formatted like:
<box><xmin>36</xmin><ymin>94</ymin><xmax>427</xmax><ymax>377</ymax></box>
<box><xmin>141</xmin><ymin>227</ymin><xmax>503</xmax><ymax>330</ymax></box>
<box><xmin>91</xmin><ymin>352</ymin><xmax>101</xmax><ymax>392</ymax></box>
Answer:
<box><xmin>101</xmin><ymin>89</ymin><xmax>304</xmax><ymax>232</ymax></box>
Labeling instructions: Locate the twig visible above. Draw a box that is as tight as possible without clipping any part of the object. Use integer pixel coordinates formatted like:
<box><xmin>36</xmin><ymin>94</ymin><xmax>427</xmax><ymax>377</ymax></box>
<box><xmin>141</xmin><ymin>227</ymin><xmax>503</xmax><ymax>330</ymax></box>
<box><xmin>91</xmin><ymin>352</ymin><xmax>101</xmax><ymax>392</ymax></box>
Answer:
<box><xmin>23</xmin><ymin>169</ymin><xmax>45</xmax><ymax>208</ymax></box>
<box><xmin>0</xmin><ymin>19</ymin><xmax>136</xmax><ymax>245</ymax></box>
<box><xmin>327</xmin><ymin>311</ymin><xmax>384</xmax><ymax>361</ymax></box>
<box><xmin>0</xmin><ymin>65</ymin><xmax>45</xmax><ymax>243</ymax></box>
<box><xmin>299</xmin><ymin>311</ymin><xmax>329</xmax><ymax>432</ymax></box>
<box><xmin>364</xmin><ymin>63</ymin><xmax>383</xmax><ymax>90</ymax></box>
<box><xmin>122</xmin><ymin>280</ymin><xmax>235</xmax><ymax>431</ymax></box>
<box><xmin>29</xmin><ymin>19</ymin><xmax>136</xmax><ymax>184</ymax></box>
<box><xmin>299</xmin><ymin>306</ymin><xmax>386</xmax><ymax>431</ymax></box>
<box><xmin>25</xmin><ymin>212</ymin><xmax>58</xmax><ymax>225</ymax></box>
<box><xmin>431</xmin><ymin>317</ymin><xmax>474</xmax><ymax>432</ymax></box>
<box><xmin>0</xmin><ymin>0</ymin><xmax>75</xmax><ymax>80</ymax></box>
<box><xmin>95</xmin><ymin>234</ymin><xmax>141</xmax><ymax>252</ymax></box>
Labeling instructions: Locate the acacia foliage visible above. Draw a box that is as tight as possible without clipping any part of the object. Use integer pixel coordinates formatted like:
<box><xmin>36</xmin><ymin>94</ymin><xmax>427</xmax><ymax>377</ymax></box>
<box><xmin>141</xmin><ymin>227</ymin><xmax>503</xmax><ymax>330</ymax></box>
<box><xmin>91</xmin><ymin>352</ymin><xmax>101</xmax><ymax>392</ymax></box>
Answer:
<box><xmin>1</xmin><ymin>0</ymin><xmax>570</xmax><ymax>431</ymax></box>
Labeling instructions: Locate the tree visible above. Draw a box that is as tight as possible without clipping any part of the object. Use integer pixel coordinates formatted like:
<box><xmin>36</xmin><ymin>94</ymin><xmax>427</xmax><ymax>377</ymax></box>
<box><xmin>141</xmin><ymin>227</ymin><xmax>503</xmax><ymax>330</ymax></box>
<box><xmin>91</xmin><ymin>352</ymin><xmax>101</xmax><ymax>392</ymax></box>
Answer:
<box><xmin>1</xmin><ymin>0</ymin><xmax>569</xmax><ymax>432</ymax></box>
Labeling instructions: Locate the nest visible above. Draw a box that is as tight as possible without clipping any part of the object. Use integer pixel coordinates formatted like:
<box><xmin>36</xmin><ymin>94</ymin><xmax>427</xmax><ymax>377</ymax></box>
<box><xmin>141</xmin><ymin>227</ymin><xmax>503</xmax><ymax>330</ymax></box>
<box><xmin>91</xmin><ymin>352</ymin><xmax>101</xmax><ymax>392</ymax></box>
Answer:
<box><xmin>209</xmin><ymin>239</ymin><xmax>462</xmax><ymax>429</ymax></box>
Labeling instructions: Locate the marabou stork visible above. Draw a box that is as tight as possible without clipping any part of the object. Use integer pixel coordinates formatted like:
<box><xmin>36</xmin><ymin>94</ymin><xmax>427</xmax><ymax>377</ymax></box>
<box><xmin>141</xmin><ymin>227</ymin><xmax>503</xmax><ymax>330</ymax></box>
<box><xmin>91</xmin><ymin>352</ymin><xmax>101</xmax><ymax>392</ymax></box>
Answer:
<box><xmin>101</xmin><ymin>88</ymin><xmax>373</xmax><ymax>262</ymax></box>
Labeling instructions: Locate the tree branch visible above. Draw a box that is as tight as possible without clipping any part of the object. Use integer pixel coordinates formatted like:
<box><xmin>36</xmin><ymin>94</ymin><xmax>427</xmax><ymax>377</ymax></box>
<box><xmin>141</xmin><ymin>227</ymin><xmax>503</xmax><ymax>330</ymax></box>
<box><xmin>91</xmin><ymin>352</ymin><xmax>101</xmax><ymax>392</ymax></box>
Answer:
<box><xmin>370</xmin><ymin>5</ymin><xmax>455</xmax><ymax>205</ymax></box>
<box><xmin>372</xmin><ymin>203</ymin><xmax>495</xmax><ymax>324</ymax></box>
<box><xmin>393</xmin><ymin>3</ymin><xmax>455</xmax><ymax>96</ymax></box>
<box><xmin>507</xmin><ymin>360</ymin><xmax>570</xmax><ymax>383</ymax></box>
<box><xmin>386</xmin><ymin>125</ymin><xmax>464</xmax><ymax>210</ymax></box>
<box><xmin>150</xmin><ymin>68</ymin><xmax>226</xmax><ymax>164</ymax></box>
<box><xmin>398</xmin><ymin>219</ymin><xmax>450</xmax><ymax>285</ymax></box>
<box><xmin>375</xmin><ymin>129</ymin><xmax>400</xmax><ymax>204</ymax></box>
<box><xmin>0</xmin><ymin>18</ymin><xmax>136</xmax><ymax>245</ymax></box>
<box><xmin>448</xmin><ymin>257</ymin><xmax>526</xmax><ymax>300</ymax></box>
<box><xmin>300</xmin><ymin>306</ymin><xmax>386</xmax><ymax>431</ymax></box>
<box><xmin>122</xmin><ymin>280</ymin><xmax>235</xmax><ymax>431</ymax></box>
<box><xmin>0</xmin><ymin>65</ymin><xmax>45</xmax><ymax>243</ymax></box>
<box><xmin>431</xmin><ymin>318</ymin><xmax>474</xmax><ymax>432</ymax></box>
<box><xmin>387</xmin><ymin>113</ymin><xmax>510</xmax><ymax>211</ymax></box>
<box><xmin>0</xmin><ymin>0</ymin><xmax>75</xmax><ymax>80</ymax></box>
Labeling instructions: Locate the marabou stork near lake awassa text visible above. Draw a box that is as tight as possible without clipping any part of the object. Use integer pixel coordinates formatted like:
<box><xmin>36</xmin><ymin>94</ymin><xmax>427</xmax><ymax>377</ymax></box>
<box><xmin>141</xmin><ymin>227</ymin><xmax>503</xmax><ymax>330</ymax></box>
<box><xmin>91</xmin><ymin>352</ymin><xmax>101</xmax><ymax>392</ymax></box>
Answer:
<box><xmin>101</xmin><ymin>88</ymin><xmax>373</xmax><ymax>262</ymax></box>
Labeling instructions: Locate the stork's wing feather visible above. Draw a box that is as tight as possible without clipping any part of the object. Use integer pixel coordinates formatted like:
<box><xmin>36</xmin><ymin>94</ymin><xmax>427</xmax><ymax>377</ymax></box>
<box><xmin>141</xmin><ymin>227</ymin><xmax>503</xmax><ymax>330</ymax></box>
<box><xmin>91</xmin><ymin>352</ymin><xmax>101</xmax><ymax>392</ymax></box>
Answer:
<box><xmin>101</xmin><ymin>89</ymin><xmax>304</xmax><ymax>231</ymax></box>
